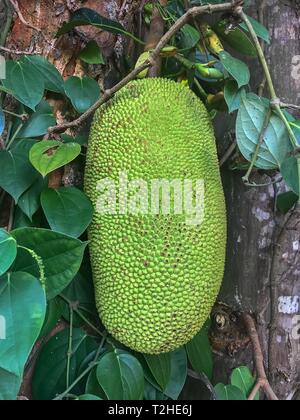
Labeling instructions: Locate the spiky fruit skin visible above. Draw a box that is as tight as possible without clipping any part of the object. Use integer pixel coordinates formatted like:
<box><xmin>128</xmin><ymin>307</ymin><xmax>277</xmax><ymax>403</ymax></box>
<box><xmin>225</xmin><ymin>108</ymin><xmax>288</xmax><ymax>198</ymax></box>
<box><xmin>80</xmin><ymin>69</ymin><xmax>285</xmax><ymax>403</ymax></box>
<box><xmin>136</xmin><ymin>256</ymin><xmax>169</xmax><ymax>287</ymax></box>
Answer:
<box><xmin>84</xmin><ymin>78</ymin><xmax>226</xmax><ymax>354</ymax></box>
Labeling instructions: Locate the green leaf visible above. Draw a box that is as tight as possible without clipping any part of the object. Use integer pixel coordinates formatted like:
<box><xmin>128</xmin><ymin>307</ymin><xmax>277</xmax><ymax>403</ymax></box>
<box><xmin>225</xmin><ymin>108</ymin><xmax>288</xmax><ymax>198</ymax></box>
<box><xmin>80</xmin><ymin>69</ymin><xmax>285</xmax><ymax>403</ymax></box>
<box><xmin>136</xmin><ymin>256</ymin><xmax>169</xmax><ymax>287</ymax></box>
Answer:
<box><xmin>18</xmin><ymin>177</ymin><xmax>47</xmax><ymax>221</ymax></box>
<box><xmin>215</xmin><ymin>384</ymin><xmax>247</xmax><ymax>401</ymax></box>
<box><xmin>57</xmin><ymin>8</ymin><xmax>135</xmax><ymax>39</ymax></box>
<box><xmin>164</xmin><ymin>347</ymin><xmax>187</xmax><ymax>400</ymax></box>
<box><xmin>80</xmin><ymin>41</ymin><xmax>105</xmax><ymax>65</ymax></box>
<box><xmin>185</xmin><ymin>322</ymin><xmax>213</xmax><ymax>380</ymax></box>
<box><xmin>41</xmin><ymin>187</ymin><xmax>93</xmax><ymax>238</ymax></box>
<box><xmin>0</xmin><ymin>139</ymin><xmax>40</xmax><ymax>202</ymax></box>
<box><xmin>96</xmin><ymin>349</ymin><xmax>144</xmax><ymax>400</ymax></box>
<box><xmin>32</xmin><ymin>328</ymin><xmax>88</xmax><ymax>400</ymax></box>
<box><xmin>0</xmin><ymin>229</ymin><xmax>17</xmax><ymax>276</ymax></box>
<box><xmin>0</xmin><ymin>272</ymin><xmax>46</xmax><ymax>399</ymax></box>
<box><xmin>29</xmin><ymin>140</ymin><xmax>81</xmax><ymax>177</ymax></box>
<box><xmin>11</xmin><ymin>228</ymin><xmax>87</xmax><ymax>299</ymax></box>
<box><xmin>18</xmin><ymin>100</ymin><xmax>56</xmax><ymax>138</ymax></box>
<box><xmin>219</xmin><ymin>51</ymin><xmax>250</xmax><ymax>88</ymax></box>
<box><xmin>144</xmin><ymin>381</ymin><xmax>169</xmax><ymax>401</ymax></box>
<box><xmin>0</xmin><ymin>370</ymin><xmax>22</xmax><ymax>401</ymax></box>
<box><xmin>224</xmin><ymin>80</ymin><xmax>246</xmax><ymax>113</ymax></box>
<box><xmin>86</xmin><ymin>367</ymin><xmax>107</xmax><ymax>399</ymax></box>
<box><xmin>214</xmin><ymin>21</ymin><xmax>257</xmax><ymax>57</ymax></box>
<box><xmin>231</xmin><ymin>366</ymin><xmax>259</xmax><ymax>400</ymax></box>
<box><xmin>178</xmin><ymin>24</ymin><xmax>201</xmax><ymax>51</ymax></box>
<box><xmin>21</xmin><ymin>56</ymin><xmax>64</xmax><ymax>94</ymax></box>
<box><xmin>276</xmin><ymin>191</ymin><xmax>299</xmax><ymax>214</ymax></box>
<box><xmin>64</xmin><ymin>76</ymin><xmax>100</xmax><ymax>114</ymax></box>
<box><xmin>281</xmin><ymin>156</ymin><xmax>300</xmax><ymax>196</ymax></box>
<box><xmin>2</xmin><ymin>61</ymin><xmax>44</xmax><ymax>110</ymax></box>
<box><xmin>240</xmin><ymin>15</ymin><xmax>270</xmax><ymax>44</ymax></box>
<box><xmin>236</xmin><ymin>95</ymin><xmax>293</xmax><ymax>170</ymax></box>
<box><xmin>78</xmin><ymin>394</ymin><xmax>102</xmax><ymax>400</ymax></box>
<box><xmin>143</xmin><ymin>354</ymin><xmax>171</xmax><ymax>392</ymax></box>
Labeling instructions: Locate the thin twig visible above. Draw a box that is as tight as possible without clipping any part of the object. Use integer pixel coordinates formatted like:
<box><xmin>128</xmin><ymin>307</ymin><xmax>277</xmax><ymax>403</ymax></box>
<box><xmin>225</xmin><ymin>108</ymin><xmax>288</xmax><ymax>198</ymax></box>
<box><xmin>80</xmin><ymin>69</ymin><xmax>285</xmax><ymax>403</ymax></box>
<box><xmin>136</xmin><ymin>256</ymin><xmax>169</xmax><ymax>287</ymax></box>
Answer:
<box><xmin>9</xmin><ymin>0</ymin><xmax>42</xmax><ymax>34</ymax></box>
<box><xmin>220</xmin><ymin>137</ymin><xmax>237</xmax><ymax>167</ymax></box>
<box><xmin>53</xmin><ymin>333</ymin><xmax>107</xmax><ymax>401</ymax></box>
<box><xmin>242</xmin><ymin>313</ymin><xmax>279</xmax><ymax>401</ymax></box>
<box><xmin>0</xmin><ymin>45</ymin><xmax>37</xmax><ymax>55</ymax></box>
<box><xmin>280</xmin><ymin>102</ymin><xmax>300</xmax><ymax>111</ymax></box>
<box><xmin>48</xmin><ymin>1</ymin><xmax>241</xmax><ymax>135</ymax></box>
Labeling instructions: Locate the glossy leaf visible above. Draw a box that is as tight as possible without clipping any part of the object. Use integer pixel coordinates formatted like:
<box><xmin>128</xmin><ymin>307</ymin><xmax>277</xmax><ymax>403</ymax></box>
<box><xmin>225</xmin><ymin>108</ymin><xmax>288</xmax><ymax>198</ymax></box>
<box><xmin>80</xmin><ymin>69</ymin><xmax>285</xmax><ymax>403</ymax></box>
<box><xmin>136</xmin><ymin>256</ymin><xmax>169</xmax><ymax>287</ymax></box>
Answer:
<box><xmin>281</xmin><ymin>156</ymin><xmax>300</xmax><ymax>196</ymax></box>
<box><xmin>29</xmin><ymin>140</ymin><xmax>81</xmax><ymax>177</ymax></box>
<box><xmin>240</xmin><ymin>15</ymin><xmax>270</xmax><ymax>44</ymax></box>
<box><xmin>215</xmin><ymin>384</ymin><xmax>246</xmax><ymax>401</ymax></box>
<box><xmin>2</xmin><ymin>60</ymin><xmax>44</xmax><ymax>110</ymax></box>
<box><xmin>186</xmin><ymin>323</ymin><xmax>213</xmax><ymax>380</ymax></box>
<box><xmin>219</xmin><ymin>51</ymin><xmax>250</xmax><ymax>88</ymax></box>
<box><xmin>80</xmin><ymin>41</ymin><xmax>105</xmax><ymax>65</ymax></box>
<box><xmin>18</xmin><ymin>176</ymin><xmax>47</xmax><ymax>221</ymax></box>
<box><xmin>18</xmin><ymin>100</ymin><xmax>56</xmax><ymax>138</ymax></box>
<box><xmin>41</xmin><ymin>187</ymin><xmax>93</xmax><ymax>238</ymax></box>
<box><xmin>0</xmin><ymin>272</ymin><xmax>46</xmax><ymax>399</ymax></box>
<box><xmin>143</xmin><ymin>353</ymin><xmax>171</xmax><ymax>392</ymax></box>
<box><xmin>0</xmin><ymin>139</ymin><xmax>40</xmax><ymax>202</ymax></box>
<box><xmin>164</xmin><ymin>347</ymin><xmax>187</xmax><ymax>400</ymax></box>
<box><xmin>224</xmin><ymin>80</ymin><xmax>246</xmax><ymax>113</ymax></box>
<box><xmin>231</xmin><ymin>366</ymin><xmax>259</xmax><ymax>400</ymax></box>
<box><xmin>96</xmin><ymin>350</ymin><xmax>144</xmax><ymax>400</ymax></box>
<box><xmin>214</xmin><ymin>21</ymin><xmax>257</xmax><ymax>57</ymax></box>
<box><xmin>0</xmin><ymin>229</ymin><xmax>17</xmax><ymax>276</ymax></box>
<box><xmin>64</xmin><ymin>76</ymin><xmax>100</xmax><ymax>114</ymax></box>
<box><xmin>236</xmin><ymin>95</ymin><xmax>292</xmax><ymax>170</ymax></box>
<box><xmin>22</xmin><ymin>56</ymin><xmax>64</xmax><ymax>94</ymax></box>
<box><xmin>11</xmin><ymin>228</ymin><xmax>87</xmax><ymax>299</ymax></box>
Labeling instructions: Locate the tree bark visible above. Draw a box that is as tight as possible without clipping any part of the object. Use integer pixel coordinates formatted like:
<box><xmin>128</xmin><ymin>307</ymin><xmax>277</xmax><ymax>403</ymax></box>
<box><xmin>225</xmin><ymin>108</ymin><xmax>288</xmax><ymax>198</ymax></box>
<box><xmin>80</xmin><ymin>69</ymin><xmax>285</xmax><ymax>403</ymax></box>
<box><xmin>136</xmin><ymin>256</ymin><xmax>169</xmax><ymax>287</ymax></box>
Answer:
<box><xmin>211</xmin><ymin>0</ymin><xmax>300</xmax><ymax>401</ymax></box>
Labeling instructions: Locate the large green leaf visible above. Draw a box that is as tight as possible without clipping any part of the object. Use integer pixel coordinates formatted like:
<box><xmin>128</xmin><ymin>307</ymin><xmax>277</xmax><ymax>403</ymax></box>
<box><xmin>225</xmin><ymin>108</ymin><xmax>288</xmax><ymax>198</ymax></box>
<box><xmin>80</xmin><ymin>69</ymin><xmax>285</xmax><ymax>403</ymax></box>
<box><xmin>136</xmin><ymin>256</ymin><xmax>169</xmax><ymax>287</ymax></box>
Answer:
<box><xmin>86</xmin><ymin>367</ymin><xmax>107</xmax><ymax>399</ymax></box>
<box><xmin>231</xmin><ymin>366</ymin><xmax>259</xmax><ymax>400</ymax></box>
<box><xmin>0</xmin><ymin>272</ymin><xmax>46</xmax><ymax>400</ymax></box>
<box><xmin>240</xmin><ymin>15</ymin><xmax>270</xmax><ymax>44</ymax></box>
<box><xmin>0</xmin><ymin>229</ymin><xmax>17</xmax><ymax>276</ymax></box>
<box><xmin>41</xmin><ymin>187</ymin><xmax>93</xmax><ymax>238</ymax></box>
<box><xmin>64</xmin><ymin>76</ymin><xmax>100</xmax><ymax>114</ymax></box>
<box><xmin>0</xmin><ymin>139</ymin><xmax>40</xmax><ymax>203</ymax></box>
<box><xmin>281</xmin><ymin>156</ymin><xmax>300</xmax><ymax>196</ymax></box>
<box><xmin>11</xmin><ymin>228</ymin><xmax>87</xmax><ymax>299</ymax></box>
<box><xmin>80</xmin><ymin>41</ymin><xmax>105</xmax><ymax>65</ymax></box>
<box><xmin>32</xmin><ymin>328</ymin><xmax>92</xmax><ymax>400</ymax></box>
<box><xmin>224</xmin><ymin>80</ymin><xmax>246</xmax><ymax>113</ymax></box>
<box><xmin>57</xmin><ymin>8</ymin><xmax>134</xmax><ymax>39</ymax></box>
<box><xmin>215</xmin><ymin>384</ymin><xmax>247</xmax><ymax>401</ymax></box>
<box><xmin>214</xmin><ymin>21</ymin><xmax>257</xmax><ymax>57</ymax></box>
<box><xmin>143</xmin><ymin>353</ymin><xmax>171</xmax><ymax>392</ymax></box>
<box><xmin>185</xmin><ymin>322</ymin><xmax>213</xmax><ymax>380</ymax></box>
<box><xmin>21</xmin><ymin>56</ymin><xmax>64</xmax><ymax>94</ymax></box>
<box><xmin>18</xmin><ymin>100</ymin><xmax>56</xmax><ymax>138</ymax></box>
<box><xmin>2</xmin><ymin>61</ymin><xmax>44</xmax><ymax>110</ymax></box>
<box><xmin>219</xmin><ymin>51</ymin><xmax>250</xmax><ymax>88</ymax></box>
<box><xmin>29</xmin><ymin>140</ymin><xmax>81</xmax><ymax>178</ymax></box>
<box><xmin>164</xmin><ymin>347</ymin><xmax>187</xmax><ymax>400</ymax></box>
<box><xmin>18</xmin><ymin>177</ymin><xmax>47</xmax><ymax>221</ymax></box>
<box><xmin>96</xmin><ymin>350</ymin><xmax>144</xmax><ymax>400</ymax></box>
<box><xmin>178</xmin><ymin>24</ymin><xmax>201</xmax><ymax>51</ymax></box>
<box><xmin>236</xmin><ymin>95</ymin><xmax>292</xmax><ymax>170</ymax></box>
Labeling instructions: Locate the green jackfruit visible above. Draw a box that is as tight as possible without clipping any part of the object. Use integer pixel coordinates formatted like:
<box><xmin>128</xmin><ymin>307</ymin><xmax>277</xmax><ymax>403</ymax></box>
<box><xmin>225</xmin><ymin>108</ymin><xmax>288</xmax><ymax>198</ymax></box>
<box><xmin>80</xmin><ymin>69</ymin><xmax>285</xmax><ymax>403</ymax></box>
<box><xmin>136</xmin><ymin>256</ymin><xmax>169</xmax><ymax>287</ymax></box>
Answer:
<box><xmin>84</xmin><ymin>78</ymin><xmax>226</xmax><ymax>354</ymax></box>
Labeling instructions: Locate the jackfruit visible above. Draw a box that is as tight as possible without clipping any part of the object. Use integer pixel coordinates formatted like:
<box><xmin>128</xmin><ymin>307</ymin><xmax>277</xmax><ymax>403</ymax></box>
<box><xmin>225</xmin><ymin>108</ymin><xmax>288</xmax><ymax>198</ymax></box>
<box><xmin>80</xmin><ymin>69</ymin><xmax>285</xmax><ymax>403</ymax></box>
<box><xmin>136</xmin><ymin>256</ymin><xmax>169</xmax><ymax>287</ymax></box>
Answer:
<box><xmin>84</xmin><ymin>78</ymin><xmax>226</xmax><ymax>354</ymax></box>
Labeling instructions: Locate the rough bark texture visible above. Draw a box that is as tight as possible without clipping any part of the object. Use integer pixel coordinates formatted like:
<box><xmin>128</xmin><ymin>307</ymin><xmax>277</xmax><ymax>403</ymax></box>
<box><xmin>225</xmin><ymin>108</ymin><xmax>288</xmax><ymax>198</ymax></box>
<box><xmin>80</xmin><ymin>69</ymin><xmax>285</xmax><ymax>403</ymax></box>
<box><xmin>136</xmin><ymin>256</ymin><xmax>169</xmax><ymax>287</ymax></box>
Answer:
<box><xmin>1</xmin><ymin>0</ymin><xmax>299</xmax><ymax>401</ymax></box>
<box><xmin>211</xmin><ymin>0</ymin><xmax>300</xmax><ymax>401</ymax></box>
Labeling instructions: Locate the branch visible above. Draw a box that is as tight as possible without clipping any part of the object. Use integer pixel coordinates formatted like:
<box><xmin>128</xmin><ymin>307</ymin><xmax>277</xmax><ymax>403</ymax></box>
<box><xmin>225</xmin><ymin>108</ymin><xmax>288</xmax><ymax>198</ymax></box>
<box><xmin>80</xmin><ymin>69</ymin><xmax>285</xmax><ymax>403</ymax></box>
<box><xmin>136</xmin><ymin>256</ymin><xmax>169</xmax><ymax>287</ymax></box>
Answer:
<box><xmin>242</xmin><ymin>313</ymin><xmax>279</xmax><ymax>401</ymax></box>
<box><xmin>9</xmin><ymin>0</ymin><xmax>42</xmax><ymax>34</ymax></box>
<box><xmin>0</xmin><ymin>45</ymin><xmax>37</xmax><ymax>55</ymax></box>
<box><xmin>48</xmin><ymin>1</ymin><xmax>242</xmax><ymax>135</ymax></box>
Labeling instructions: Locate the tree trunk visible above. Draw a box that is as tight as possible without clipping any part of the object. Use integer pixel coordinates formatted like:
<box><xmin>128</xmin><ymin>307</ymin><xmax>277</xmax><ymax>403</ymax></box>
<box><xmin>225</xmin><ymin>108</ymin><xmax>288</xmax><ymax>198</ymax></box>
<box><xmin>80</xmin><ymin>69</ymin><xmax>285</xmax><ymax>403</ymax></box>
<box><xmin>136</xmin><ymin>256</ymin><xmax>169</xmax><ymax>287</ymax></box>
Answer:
<box><xmin>1</xmin><ymin>0</ymin><xmax>299</xmax><ymax>401</ymax></box>
<box><xmin>211</xmin><ymin>0</ymin><xmax>300</xmax><ymax>401</ymax></box>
